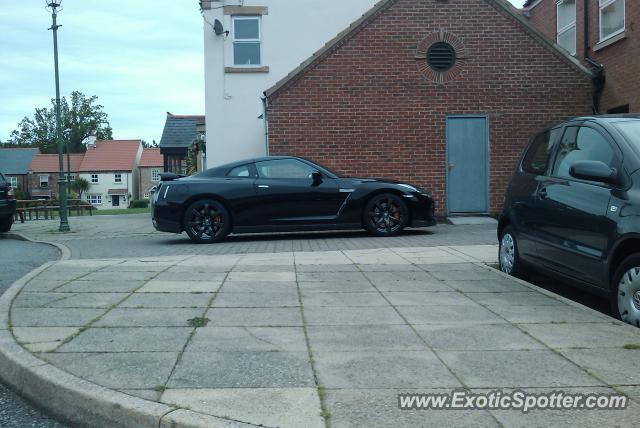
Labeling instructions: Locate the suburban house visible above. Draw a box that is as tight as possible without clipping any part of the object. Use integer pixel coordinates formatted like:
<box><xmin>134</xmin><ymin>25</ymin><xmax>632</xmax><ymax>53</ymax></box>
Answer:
<box><xmin>264</xmin><ymin>0</ymin><xmax>595</xmax><ymax>215</ymax></box>
<box><xmin>78</xmin><ymin>139</ymin><xmax>143</xmax><ymax>209</ymax></box>
<box><xmin>0</xmin><ymin>148</ymin><xmax>39</xmax><ymax>194</ymax></box>
<box><xmin>159</xmin><ymin>113</ymin><xmax>206</xmax><ymax>174</ymax></box>
<box><xmin>29</xmin><ymin>153</ymin><xmax>84</xmax><ymax>200</ymax></box>
<box><xmin>137</xmin><ymin>148</ymin><xmax>163</xmax><ymax>200</ymax></box>
<box><xmin>524</xmin><ymin>0</ymin><xmax>638</xmax><ymax>113</ymax></box>
<box><xmin>200</xmin><ymin>0</ymin><xmax>378</xmax><ymax>166</ymax></box>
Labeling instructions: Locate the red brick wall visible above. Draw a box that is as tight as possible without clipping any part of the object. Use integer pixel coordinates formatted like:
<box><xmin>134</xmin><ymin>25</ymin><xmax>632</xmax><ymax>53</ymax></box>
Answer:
<box><xmin>527</xmin><ymin>0</ymin><xmax>640</xmax><ymax>112</ymax></box>
<box><xmin>267</xmin><ymin>0</ymin><xmax>593</xmax><ymax>215</ymax></box>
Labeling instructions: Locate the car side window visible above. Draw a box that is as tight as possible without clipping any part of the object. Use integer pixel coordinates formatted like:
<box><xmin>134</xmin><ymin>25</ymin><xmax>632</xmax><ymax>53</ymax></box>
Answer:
<box><xmin>552</xmin><ymin>126</ymin><xmax>616</xmax><ymax>179</ymax></box>
<box><xmin>256</xmin><ymin>159</ymin><xmax>316</xmax><ymax>179</ymax></box>
<box><xmin>522</xmin><ymin>129</ymin><xmax>558</xmax><ymax>175</ymax></box>
<box><xmin>228</xmin><ymin>164</ymin><xmax>254</xmax><ymax>178</ymax></box>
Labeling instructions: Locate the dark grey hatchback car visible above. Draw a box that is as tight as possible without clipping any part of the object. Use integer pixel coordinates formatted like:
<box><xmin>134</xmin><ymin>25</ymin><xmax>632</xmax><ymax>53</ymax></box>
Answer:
<box><xmin>498</xmin><ymin>115</ymin><xmax>640</xmax><ymax>326</ymax></box>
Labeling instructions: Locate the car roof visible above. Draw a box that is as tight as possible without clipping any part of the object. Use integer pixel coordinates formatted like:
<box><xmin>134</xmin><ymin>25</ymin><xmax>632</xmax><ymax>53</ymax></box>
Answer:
<box><xmin>201</xmin><ymin>156</ymin><xmax>337</xmax><ymax>178</ymax></box>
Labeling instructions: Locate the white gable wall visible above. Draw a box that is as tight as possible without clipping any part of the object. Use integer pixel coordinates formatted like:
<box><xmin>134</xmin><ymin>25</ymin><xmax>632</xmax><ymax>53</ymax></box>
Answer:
<box><xmin>203</xmin><ymin>0</ymin><xmax>377</xmax><ymax>167</ymax></box>
<box><xmin>80</xmin><ymin>172</ymin><xmax>133</xmax><ymax>210</ymax></box>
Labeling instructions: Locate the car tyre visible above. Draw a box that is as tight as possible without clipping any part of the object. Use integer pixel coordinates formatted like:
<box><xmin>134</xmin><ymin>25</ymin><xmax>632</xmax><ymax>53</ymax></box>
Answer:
<box><xmin>363</xmin><ymin>193</ymin><xmax>409</xmax><ymax>237</ymax></box>
<box><xmin>611</xmin><ymin>254</ymin><xmax>640</xmax><ymax>328</ymax></box>
<box><xmin>183</xmin><ymin>199</ymin><xmax>231</xmax><ymax>244</ymax></box>
<box><xmin>0</xmin><ymin>215</ymin><xmax>13</xmax><ymax>233</ymax></box>
<box><xmin>499</xmin><ymin>225</ymin><xmax>525</xmax><ymax>278</ymax></box>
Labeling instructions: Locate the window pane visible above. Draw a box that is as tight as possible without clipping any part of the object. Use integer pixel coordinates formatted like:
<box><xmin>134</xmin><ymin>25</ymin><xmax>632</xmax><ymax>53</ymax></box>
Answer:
<box><xmin>256</xmin><ymin>159</ymin><xmax>315</xmax><ymax>179</ymax></box>
<box><xmin>601</xmin><ymin>0</ymin><xmax>624</xmax><ymax>38</ymax></box>
<box><xmin>614</xmin><ymin>121</ymin><xmax>640</xmax><ymax>152</ymax></box>
<box><xmin>557</xmin><ymin>0</ymin><xmax>576</xmax><ymax>30</ymax></box>
<box><xmin>228</xmin><ymin>165</ymin><xmax>252</xmax><ymax>177</ymax></box>
<box><xmin>557</xmin><ymin>26</ymin><xmax>576</xmax><ymax>54</ymax></box>
<box><xmin>234</xmin><ymin>19</ymin><xmax>259</xmax><ymax>39</ymax></box>
<box><xmin>522</xmin><ymin>129</ymin><xmax>558</xmax><ymax>175</ymax></box>
<box><xmin>553</xmin><ymin>127</ymin><xmax>615</xmax><ymax>179</ymax></box>
<box><xmin>234</xmin><ymin>43</ymin><xmax>261</xmax><ymax>65</ymax></box>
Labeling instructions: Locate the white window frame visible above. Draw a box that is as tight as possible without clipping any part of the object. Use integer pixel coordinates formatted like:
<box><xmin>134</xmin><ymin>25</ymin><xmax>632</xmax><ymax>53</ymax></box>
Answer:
<box><xmin>7</xmin><ymin>176</ymin><xmax>17</xmax><ymax>188</ymax></box>
<box><xmin>143</xmin><ymin>192</ymin><xmax>150</xmax><ymax>199</ymax></box>
<box><xmin>114</xmin><ymin>173</ymin><xmax>122</xmax><ymax>183</ymax></box>
<box><xmin>599</xmin><ymin>0</ymin><xmax>625</xmax><ymax>42</ymax></box>
<box><xmin>151</xmin><ymin>169</ymin><xmax>161</xmax><ymax>182</ymax></box>
<box><xmin>557</xmin><ymin>0</ymin><xmax>577</xmax><ymax>56</ymax></box>
<box><xmin>87</xmin><ymin>194</ymin><xmax>102</xmax><ymax>205</ymax></box>
<box><xmin>91</xmin><ymin>174</ymin><xmax>99</xmax><ymax>183</ymax></box>
<box><xmin>232</xmin><ymin>16</ymin><xmax>262</xmax><ymax>66</ymax></box>
<box><xmin>39</xmin><ymin>175</ymin><xmax>49</xmax><ymax>188</ymax></box>
<box><xmin>68</xmin><ymin>174</ymin><xmax>76</xmax><ymax>182</ymax></box>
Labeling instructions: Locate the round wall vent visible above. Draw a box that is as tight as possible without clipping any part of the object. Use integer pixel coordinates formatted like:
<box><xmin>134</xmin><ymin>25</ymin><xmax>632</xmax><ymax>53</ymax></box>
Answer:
<box><xmin>427</xmin><ymin>42</ymin><xmax>457</xmax><ymax>72</ymax></box>
<box><xmin>415</xmin><ymin>30</ymin><xmax>467</xmax><ymax>84</ymax></box>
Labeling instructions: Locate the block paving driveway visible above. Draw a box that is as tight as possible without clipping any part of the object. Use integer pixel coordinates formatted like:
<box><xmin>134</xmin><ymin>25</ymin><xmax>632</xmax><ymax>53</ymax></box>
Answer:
<box><xmin>8</xmin><ymin>245</ymin><xmax>640</xmax><ymax>427</ymax></box>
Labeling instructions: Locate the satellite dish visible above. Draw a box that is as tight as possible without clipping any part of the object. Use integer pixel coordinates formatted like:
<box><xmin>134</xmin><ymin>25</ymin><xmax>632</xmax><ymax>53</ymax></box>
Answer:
<box><xmin>213</xmin><ymin>19</ymin><xmax>226</xmax><ymax>36</ymax></box>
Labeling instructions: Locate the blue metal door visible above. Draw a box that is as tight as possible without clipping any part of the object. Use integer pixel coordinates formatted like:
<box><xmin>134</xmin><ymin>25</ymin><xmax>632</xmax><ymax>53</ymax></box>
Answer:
<box><xmin>446</xmin><ymin>116</ymin><xmax>488</xmax><ymax>213</ymax></box>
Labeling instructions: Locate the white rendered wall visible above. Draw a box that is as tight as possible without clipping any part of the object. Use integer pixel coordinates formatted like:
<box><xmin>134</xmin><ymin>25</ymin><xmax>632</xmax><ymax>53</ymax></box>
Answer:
<box><xmin>80</xmin><ymin>172</ymin><xmax>133</xmax><ymax>209</ymax></box>
<box><xmin>203</xmin><ymin>0</ymin><xmax>377</xmax><ymax>167</ymax></box>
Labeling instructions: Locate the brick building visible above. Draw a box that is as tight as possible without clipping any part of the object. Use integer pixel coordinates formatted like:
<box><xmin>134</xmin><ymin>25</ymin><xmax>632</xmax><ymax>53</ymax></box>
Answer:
<box><xmin>524</xmin><ymin>0</ymin><xmax>638</xmax><ymax>113</ymax></box>
<box><xmin>264</xmin><ymin>0</ymin><xmax>595</xmax><ymax>215</ymax></box>
<box><xmin>29</xmin><ymin>153</ymin><xmax>84</xmax><ymax>199</ymax></box>
<box><xmin>137</xmin><ymin>148</ymin><xmax>163</xmax><ymax>200</ymax></box>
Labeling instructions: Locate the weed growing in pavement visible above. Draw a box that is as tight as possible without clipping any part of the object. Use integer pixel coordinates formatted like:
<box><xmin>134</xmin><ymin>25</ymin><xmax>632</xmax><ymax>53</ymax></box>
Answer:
<box><xmin>187</xmin><ymin>317</ymin><xmax>209</xmax><ymax>327</ymax></box>
<box><xmin>623</xmin><ymin>343</ymin><xmax>640</xmax><ymax>350</ymax></box>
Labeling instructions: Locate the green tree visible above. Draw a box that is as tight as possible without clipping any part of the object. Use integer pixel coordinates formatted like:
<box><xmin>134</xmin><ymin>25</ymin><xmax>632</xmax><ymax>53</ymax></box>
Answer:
<box><xmin>70</xmin><ymin>177</ymin><xmax>90</xmax><ymax>200</ymax></box>
<box><xmin>8</xmin><ymin>91</ymin><xmax>113</xmax><ymax>154</ymax></box>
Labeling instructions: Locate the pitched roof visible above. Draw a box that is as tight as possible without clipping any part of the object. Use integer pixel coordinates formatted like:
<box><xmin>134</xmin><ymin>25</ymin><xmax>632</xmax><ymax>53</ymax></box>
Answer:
<box><xmin>167</xmin><ymin>113</ymin><xmax>205</xmax><ymax>126</ymax></box>
<box><xmin>79</xmin><ymin>140</ymin><xmax>141</xmax><ymax>172</ymax></box>
<box><xmin>31</xmin><ymin>153</ymin><xmax>85</xmax><ymax>173</ymax></box>
<box><xmin>160</xmin><ymin>116</ymin><xmax>198</xmax><ymax>149</ymax></box>
<box><xmin>0</xmin><ymin>148</ymin><xmax>39</xmax><ymax>175</ymax></box>
<box><xmin>264</xmin><ymin>0</ymin><xmax>593</xmax><ymax>98</ymax></box>
<box><xmin>139</xmin><ymin>148</ymin><xmax>163</xmax><ymax>167</ymax></box>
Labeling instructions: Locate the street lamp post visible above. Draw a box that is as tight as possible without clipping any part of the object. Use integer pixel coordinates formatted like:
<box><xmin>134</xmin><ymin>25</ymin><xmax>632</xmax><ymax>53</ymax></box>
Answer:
<box><xmin>45</xmin><ymin>0</ymin><xmax>70</xmax><ymax>232</ymax></box>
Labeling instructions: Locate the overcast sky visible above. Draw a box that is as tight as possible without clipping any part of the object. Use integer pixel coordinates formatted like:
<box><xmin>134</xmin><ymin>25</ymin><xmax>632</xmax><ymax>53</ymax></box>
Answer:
<box><xmin>0</xmin><ymin>0</ymin><xmax>525</xmax><ymax>144</ymax></box>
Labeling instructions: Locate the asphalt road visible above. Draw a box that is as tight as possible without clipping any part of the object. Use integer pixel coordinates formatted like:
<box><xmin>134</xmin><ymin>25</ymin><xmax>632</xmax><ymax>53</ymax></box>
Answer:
<box><xmin>0</xmin><ymin>238</ymin><xmax>67</xmax><ymax>428</ymax></box>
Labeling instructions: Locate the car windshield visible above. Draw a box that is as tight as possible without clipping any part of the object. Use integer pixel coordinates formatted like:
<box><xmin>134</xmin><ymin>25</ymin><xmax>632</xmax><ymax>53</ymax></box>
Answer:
<box><xmin>614</xmin><ymin>120</ymin><xmax>640</xmax><ymax>152</ymax></box>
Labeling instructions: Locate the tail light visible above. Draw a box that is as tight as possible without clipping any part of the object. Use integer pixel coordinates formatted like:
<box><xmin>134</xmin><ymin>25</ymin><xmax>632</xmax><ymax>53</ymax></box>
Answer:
<box><xmin>6</xmin><ymin>186</ymin><xmax>15</xmax><ymax>200</ymax></box>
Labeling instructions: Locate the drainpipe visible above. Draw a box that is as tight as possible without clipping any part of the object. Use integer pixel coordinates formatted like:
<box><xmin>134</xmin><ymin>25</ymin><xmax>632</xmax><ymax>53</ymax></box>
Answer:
<box><xmin>584</xmin><ymin>0</ymin><xmax>605</xmax><ymax>114</ymax></box>
<box><xmin>261</xmin><ymin>96</ymin><xmax>269</xmax><ymax>156</ymax></box>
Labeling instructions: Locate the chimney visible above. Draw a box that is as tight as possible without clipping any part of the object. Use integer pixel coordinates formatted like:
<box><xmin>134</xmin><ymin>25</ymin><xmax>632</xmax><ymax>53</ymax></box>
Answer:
<box><xmin>87</xmin><ymin>130</ymin><xmax>97</xmax><ymax>148</ymax></box>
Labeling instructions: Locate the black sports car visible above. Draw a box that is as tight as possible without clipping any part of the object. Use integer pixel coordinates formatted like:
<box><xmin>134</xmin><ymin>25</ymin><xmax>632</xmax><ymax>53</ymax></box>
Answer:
<box><xmin>151</xmin><ymin>156</ymin><xmax>436</xmax><ymax>244</ymax></box>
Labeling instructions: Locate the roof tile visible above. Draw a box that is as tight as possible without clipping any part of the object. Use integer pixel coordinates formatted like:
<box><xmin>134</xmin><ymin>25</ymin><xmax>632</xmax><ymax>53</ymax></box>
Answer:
<box><xmin>79</xmin><ymin>140</ymin><xmax>141</xmax><ymax>172</ymax></box>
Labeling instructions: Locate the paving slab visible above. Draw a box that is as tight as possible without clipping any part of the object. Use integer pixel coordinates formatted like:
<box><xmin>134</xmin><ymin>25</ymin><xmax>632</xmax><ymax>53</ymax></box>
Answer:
<box><xmin>398</xmin><ymin>304</ymin><xmax>506</xmax><ymax>325</ymax></box>
<box><xmin>439</xmin><ymin>350</ymin><xmax>604</xmax><ymax>388</ymax></box>
<box><xmin>167</xmin><ymin>351</ymin><xmax>315</xmax><ymax>388</ymax></box>
<box><xmin>94</xmin><ymin>308</ymin><xmax>204</xmax><ymax>327</ymax></box>
<box><xmin>41</xmin><ymin>352</ymin><xmax>179</xmax><ymax>389</ymax></box>
<box><xmin>558</xmin><ymin>348</ymin><xmax>640</xmax><ymax>385</ymax></box>
<box><xmin>119</xmin><ymin>293</ymin><xmax>214</xmax><ymax>308</ymax></box>
<box><xmin>206</xmin><ymin>307</ymin><xmax>304</xmax><ymax>327</ymax></box>
<box><xmin>414</xmin><ymin>323</ymin><xmax>545</xmax><ymax>351</ymax></box>
<box><xmin>212</xmin><ymin>291</ymin><xmax>299</xmax><ymax>308</ymax></box>
<box><xmin>56</xmin><ymin>327</ymin><xmax>193</xmax><ymax>352</ymax></box>
<box><xmin>313</xmin><ymin>351</ymin><xmax>462</xmax><ymax>389</ymax></box>
<box><xmin>11</xmin><ymin>307</ymin><xmax>106</xmax><ymax>327</ymax></box>
<box><xmin>304</xmin><ymin>307</ymin><xmax>405</xmax><ymax>326</ymax></box>
<box><xmin>519</xmin><ymin>321</ymin><xmax>640</xmax><ymax>349</ymax></box>
<box><xmin>306</xmin><ymin>325</ymin><xmax>426</xmax><ymax>351</ymax></box>
<box><xmin>325</xmin><ymin>388</ymin><xmax>499</xmax><ymax>428</ymax></box>
<box><xmin>137</xmin><ymin>280</ymin><xmax>223</xmax><ymax>293</ymax></box>
<box><xmin>301</xmin><ymin>291</ymin><xmax>388</xmax><ymax>307</ymax></box>
<box><xmin>185</xmin><ymin>327</ymin><xmax>308</xmax><ymax>352</ymax></box>
<box><xmin>486</xmin><ymin>387</ymin><xmax>640</xmax><ymax>428</ymax></box>
<box><xmin>161</xmin><ymin>388</ymin><xmax>324</xmax><ymax>428</ymax></box>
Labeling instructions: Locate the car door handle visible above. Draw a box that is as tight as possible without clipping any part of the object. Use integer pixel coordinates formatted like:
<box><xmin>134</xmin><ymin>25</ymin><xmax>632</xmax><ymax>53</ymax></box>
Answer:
<box><xmin>538</xmin><ymin>187</ymin><xmax>548</xmax><ymax>199</ymax></box>
<box><xmin>258</xmin><ymin>185</ymin><xmax>270</xmax><ymax>189</ymax></box>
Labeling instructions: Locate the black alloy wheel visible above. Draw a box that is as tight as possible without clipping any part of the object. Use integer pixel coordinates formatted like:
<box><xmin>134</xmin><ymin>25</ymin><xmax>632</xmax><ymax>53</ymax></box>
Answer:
<box><xmin>364</xmin><ymin>193</ymin><xmax>409</xmax><ymax>236</ymax></box>
<box><xmin>183</xmin><ymin>199</ymin><xmax>231</xmax><ymax>244</ymax></box>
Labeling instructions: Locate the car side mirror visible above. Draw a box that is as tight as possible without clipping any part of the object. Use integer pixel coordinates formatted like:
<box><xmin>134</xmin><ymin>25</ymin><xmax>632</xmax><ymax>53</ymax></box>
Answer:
<box><xmin>569</xmin><ymin>160</ymin><xmax>618</xmax><ymax>184</ymax></box>
<box><xmin>311</xmin><ymin>171</ymin><xmax>323</xmax><ymax>185</ymax></box>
